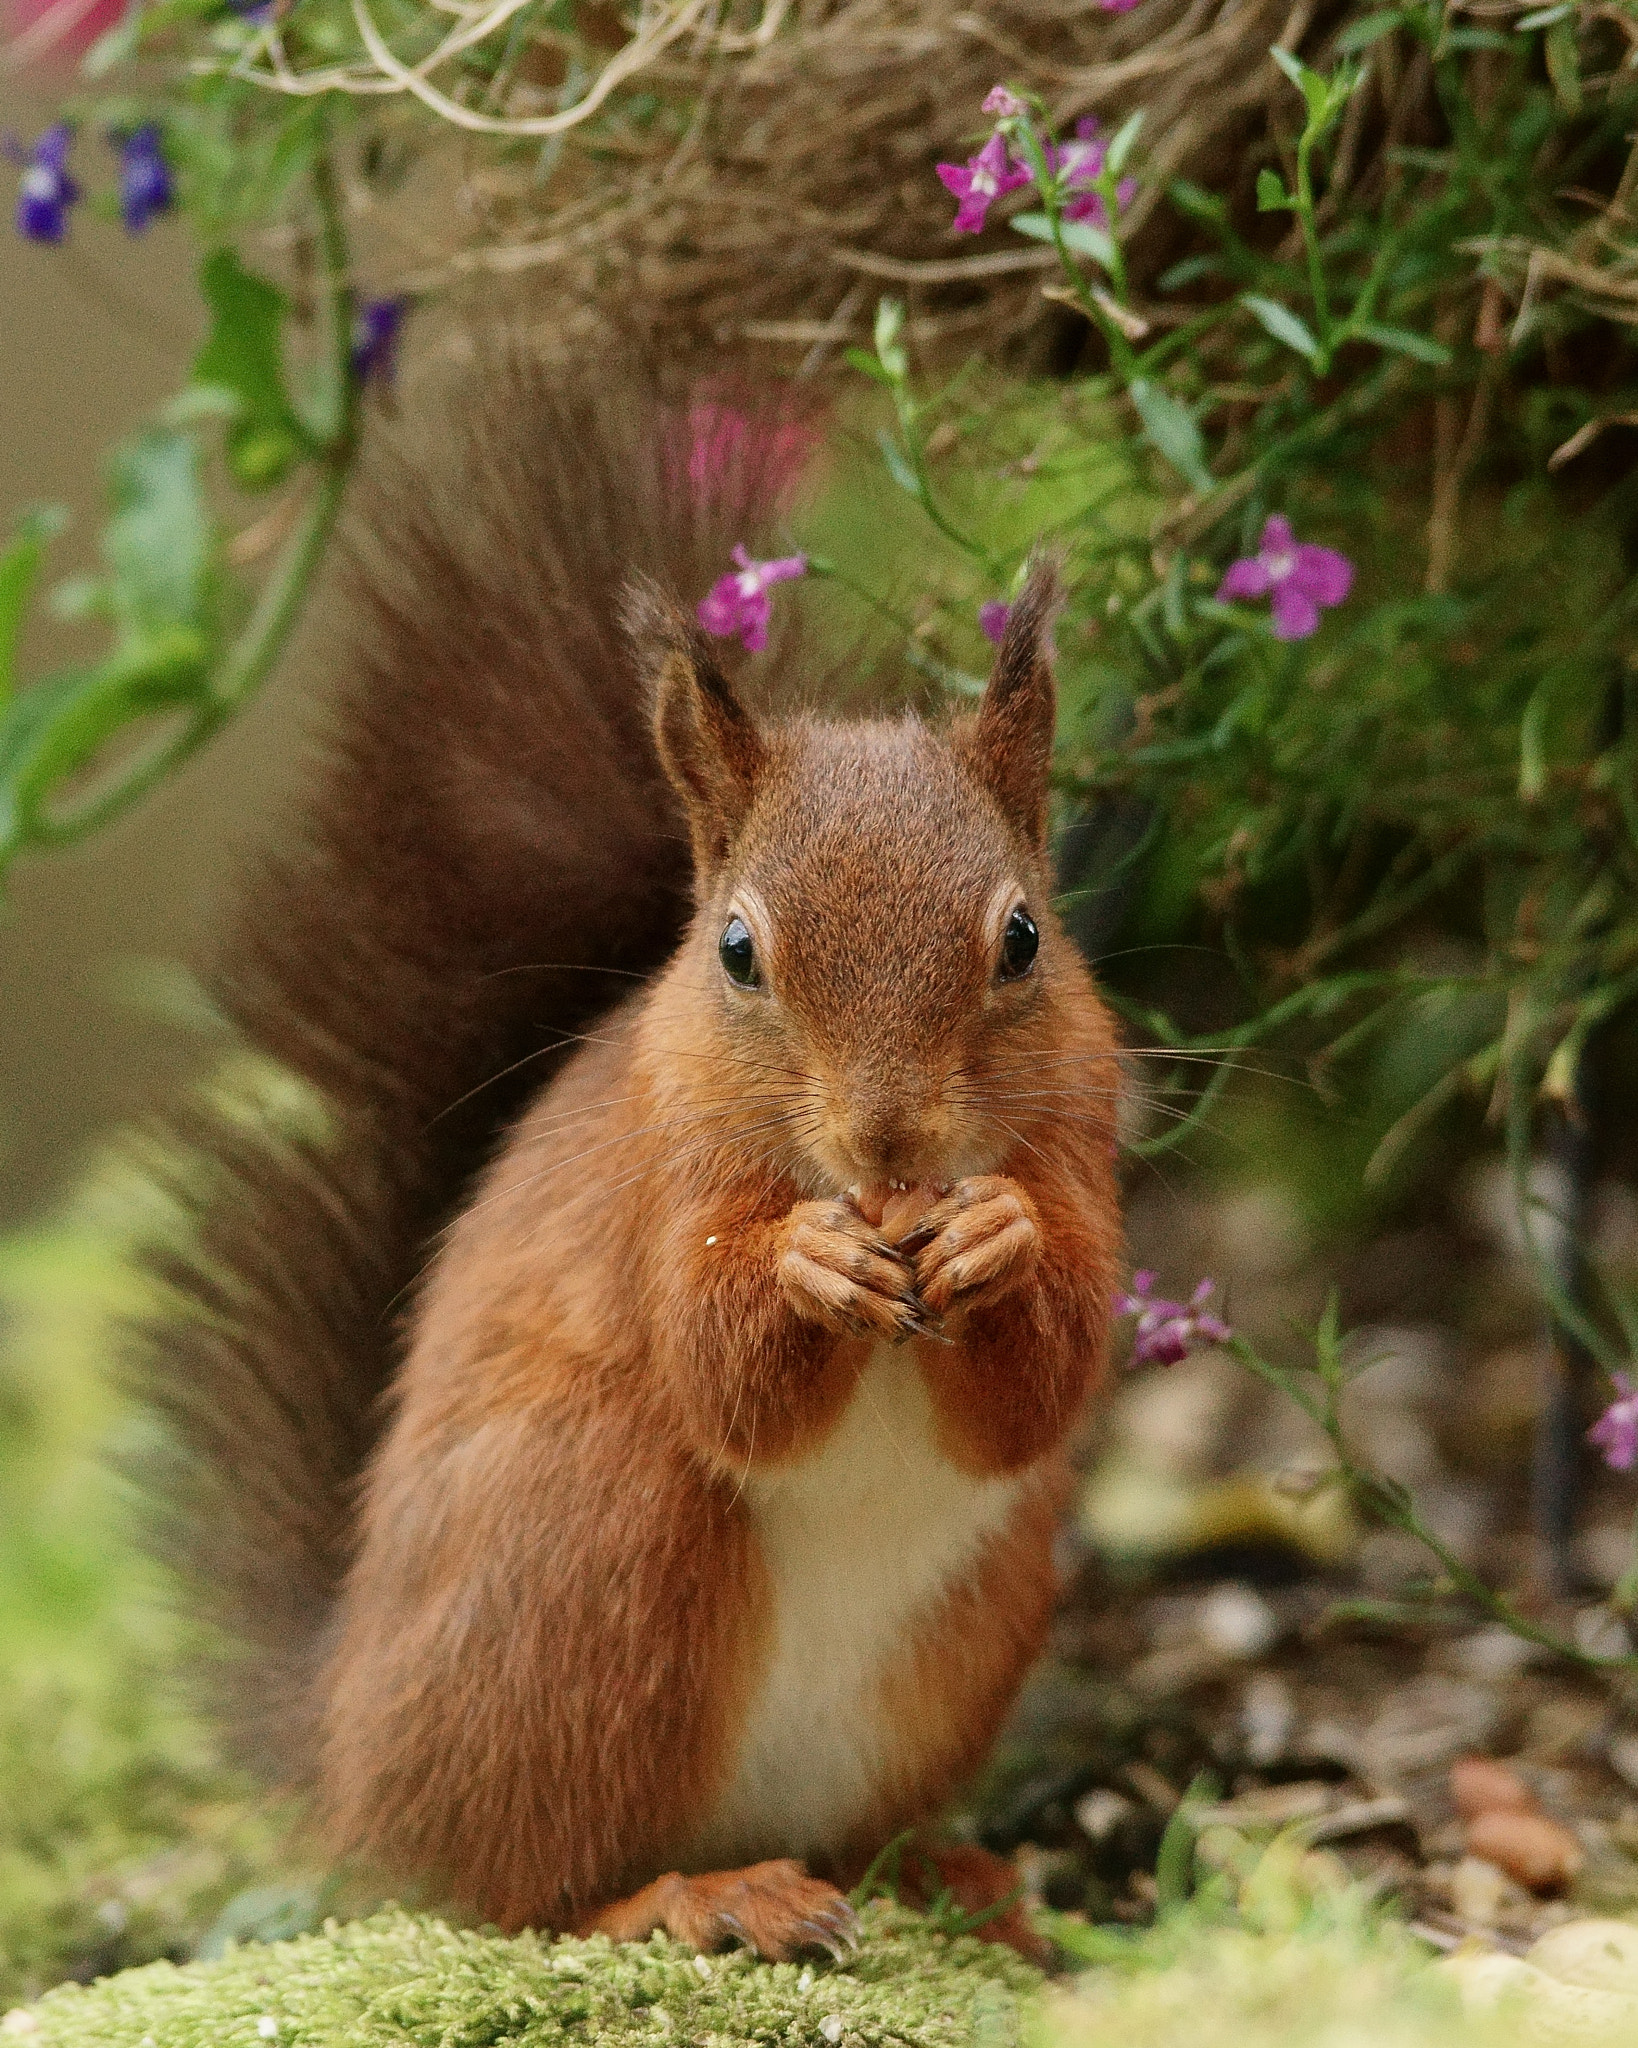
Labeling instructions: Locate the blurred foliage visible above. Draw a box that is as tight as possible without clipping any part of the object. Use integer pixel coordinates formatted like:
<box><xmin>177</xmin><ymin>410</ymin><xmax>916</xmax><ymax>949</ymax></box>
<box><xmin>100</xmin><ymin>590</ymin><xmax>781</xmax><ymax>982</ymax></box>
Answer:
<box><xmin>0</xmin><ymin>1167</ymin><xmax>309</xmax><ymax>2006</ymax></box>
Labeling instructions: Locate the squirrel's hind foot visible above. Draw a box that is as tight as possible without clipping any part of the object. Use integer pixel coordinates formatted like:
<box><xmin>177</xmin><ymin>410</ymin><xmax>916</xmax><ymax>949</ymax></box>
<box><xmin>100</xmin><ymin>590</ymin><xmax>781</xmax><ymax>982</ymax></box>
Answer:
<box><xmin>579</xmin><ymin>1860</ymin><xmax>859</xmax><ymax>1962</ymax></box>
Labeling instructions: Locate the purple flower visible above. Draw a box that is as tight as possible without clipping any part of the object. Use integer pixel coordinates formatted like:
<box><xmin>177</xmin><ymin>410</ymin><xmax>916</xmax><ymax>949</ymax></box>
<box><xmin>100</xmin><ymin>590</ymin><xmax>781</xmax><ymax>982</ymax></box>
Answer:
<box><xmin>351</xmin><ymin>297</ymin><xmax>406</xmax><ymax>385</ymax></box>
<box><xmin>115</xmin><ymin>126</ymin><xmax>171</xmax><ymax>234</ymax></box>
<box><xmin>1101</xmin><ymin>0</ymin><xmax>1142</xmax><ymax>12</ymax></box>
<box><xmin>1215</xmin><ymin>515</ymin><xmax>1354</xmax><ymax>641</ymax></box>
<box><xmin>1590</xmin><ymin>1374</ymin><xmax>1638</xmax><ymax>1472</ymax></box>
<box><xmin>698</xmin><ymin>545</ymin><xmax>807</xmax><ymax>653</ymax></box>
<box><xmin>979</xmin><ymin>600</ymin><xmax>1011</xmax><ymax>644</ymax></box>
<box><xmin>1046</xmin><ymin>119</ymin><xmax>1137</xmax><ymax>229</ymax></box>
<box><xmin>1114</xmin><ymin>1270</ymin><xmax>1233</xmax><ymax>1366</ymax></box>
<box><xmin>982</xmin><ymin>86</ymin><xmax>1029</xmax><ymax>119</ymax></box>
<box><xmin>10</xmin><ymin>123</ymin><xmax>78</xmax><ymax>243</ymax></box>
<box><xmin>937</xmin><ymin>131</ymin><xmax>1031</xmax><ymax>235</ymax></box>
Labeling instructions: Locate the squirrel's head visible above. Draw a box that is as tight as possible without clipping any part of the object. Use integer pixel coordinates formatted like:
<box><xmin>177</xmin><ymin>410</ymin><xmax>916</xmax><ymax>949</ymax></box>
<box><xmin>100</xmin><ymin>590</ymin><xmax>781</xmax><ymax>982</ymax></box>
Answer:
<box><xmin>631</xmin><ymin>561</ymin><xmax>1110</xmax><ymax>1198</ymax></box>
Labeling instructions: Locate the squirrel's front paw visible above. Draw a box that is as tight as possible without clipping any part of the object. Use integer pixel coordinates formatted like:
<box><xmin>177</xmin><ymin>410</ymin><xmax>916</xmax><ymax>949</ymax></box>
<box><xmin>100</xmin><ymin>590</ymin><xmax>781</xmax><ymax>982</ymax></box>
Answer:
<box><xmin>779</xmin><ymin>1199</ymin><xmax>921</xmax><ymax>1340</ymax></box>
<box><xmin>913</xmin><ymin>1175</ymin><xmax>1042</xmax><ymax>1316</ymax></box>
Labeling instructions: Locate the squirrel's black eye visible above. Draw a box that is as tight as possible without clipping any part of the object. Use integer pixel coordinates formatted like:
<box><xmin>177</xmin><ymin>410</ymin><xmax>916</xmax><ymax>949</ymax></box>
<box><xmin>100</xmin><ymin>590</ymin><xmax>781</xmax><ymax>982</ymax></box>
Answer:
<box><xmin>719</xmin><ymin>916</ymin><xmax>760</xmax><ymax>989</ymax></box>
<box><xmin>998</xmin><ymin>906</ymin><xmax>1039</xmax><ymax>982</ymax></box>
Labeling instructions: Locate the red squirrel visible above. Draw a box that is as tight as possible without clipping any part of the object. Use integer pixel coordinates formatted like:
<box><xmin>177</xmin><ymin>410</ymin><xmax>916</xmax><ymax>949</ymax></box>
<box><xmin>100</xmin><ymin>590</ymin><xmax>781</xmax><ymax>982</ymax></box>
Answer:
<box><xmin>140</xmin><ymin>348</ymin><xmax>1122</xmax><ymax>1964</ymax></box>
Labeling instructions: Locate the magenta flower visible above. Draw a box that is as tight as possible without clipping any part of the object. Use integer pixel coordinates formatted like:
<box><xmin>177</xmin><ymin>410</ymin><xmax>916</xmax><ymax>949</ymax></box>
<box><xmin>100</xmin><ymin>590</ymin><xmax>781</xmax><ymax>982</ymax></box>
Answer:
<box><xmin>1114</xmin><ymin>1270</ymin><xmax>1233</xmax><ymax>1366</ymax></box>
<box><xmin>979</xmin><ymin>600</ymin><xmax>1011</xmax><ymax>645</ymax></box>
<box><xmin>1215</xmin><ymin>515</ymin><xmax>1354</xmax><ymax>641</ymax></box>
<box><xmin>937</xmin><ymin>131</ymin><xmax>1031</xmax><ymax>234</ymax></box>
<box><xmin>9</xmin><ymin>122</ymin><xmax>77</xmax><ymax>242</ymax></box>
<box><xmin>982</xmin><ymin>85</ymin><xmax>1029</xmax><ymax>119</ymax></box>
<box><xmin>1101</xmin><ymin>0</ymin><xmax>1142</xmax><ymax>12</ymax></box>
<box><xmin>698</xmin><ymin>546</ymin><xmax>807</xmax><ymax>653</ymax></box>
<box><xmin>1046</xmin><ymin>119</ymin><xmax>1137</xmax><ymax>229</ymax></box>
<box><xmin>1590</xmin><ymin>1374</ymin><xmax>1638</xmax><ymax>1472</ymax></box>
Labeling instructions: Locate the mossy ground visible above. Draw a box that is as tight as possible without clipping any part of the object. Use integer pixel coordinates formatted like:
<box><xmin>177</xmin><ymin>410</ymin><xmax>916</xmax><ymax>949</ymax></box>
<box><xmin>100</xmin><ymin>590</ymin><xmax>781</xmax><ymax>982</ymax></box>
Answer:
<box><xmin>26</xmin><ymin>1904</ymin><xmax>1037</xmax><ymax>2048</ymax></box>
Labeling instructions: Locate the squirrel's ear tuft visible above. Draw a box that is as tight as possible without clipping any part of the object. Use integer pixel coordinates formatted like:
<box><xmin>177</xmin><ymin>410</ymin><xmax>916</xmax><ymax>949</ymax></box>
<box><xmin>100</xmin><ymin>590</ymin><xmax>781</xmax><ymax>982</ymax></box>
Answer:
<box><xmin>626</xmin><ymin>578</ymin><xmax>765</xmax><ymax>878</ymax></box>
<box><xmin>966</xmin><ymin>555</ymin><xmax>1061</xmax><ymax>848</ymax></box>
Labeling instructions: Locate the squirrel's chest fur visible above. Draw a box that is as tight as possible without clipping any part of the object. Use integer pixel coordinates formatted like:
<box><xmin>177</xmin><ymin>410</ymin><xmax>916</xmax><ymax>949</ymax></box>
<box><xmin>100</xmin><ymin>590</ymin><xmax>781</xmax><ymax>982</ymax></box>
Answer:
<box><xmin>680</xmin><ymin>1344</ymin><xmax>1026</xmax><ymax>1868</ymax></box>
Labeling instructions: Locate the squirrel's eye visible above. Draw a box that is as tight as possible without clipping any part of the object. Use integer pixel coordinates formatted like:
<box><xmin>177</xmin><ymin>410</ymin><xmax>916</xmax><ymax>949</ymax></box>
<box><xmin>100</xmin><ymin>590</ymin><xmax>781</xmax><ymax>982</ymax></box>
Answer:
<box><xmin>719</xmin><ymin>916</ymin><xmax>760</xmax><ymax>989</ymax></box>
<box><xmin>998</xmin><ymin>906</ymin><xmax>1039</xmax><ymax>982</ymax></box>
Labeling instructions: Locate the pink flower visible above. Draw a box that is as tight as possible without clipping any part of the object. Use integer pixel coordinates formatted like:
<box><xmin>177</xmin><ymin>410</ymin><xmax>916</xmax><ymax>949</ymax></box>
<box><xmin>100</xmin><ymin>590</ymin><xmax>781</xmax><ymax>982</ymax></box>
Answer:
<box><xmin>684</xmin><ymin>402</ymin><xmax>819</xmax><ymax>514</ymax></box>
<box><xmin>1590</xmin><ymin>1374</ymin><xmax>1638</xmax><ymax>1472</ymax></box>
<box><xmin>2</xmin><ymin>0</ymin><xmax>125</xmax><ymax>67</ymax></box>
<box><xmin>1100</xmin><ymin>0</ymin><xmax>1142</xmax><ymax>12</ymax></box>
<box><xmin>937</xmin><ymin>131</ymin><xmax>1031</xmax><ymax>235</ymax></box>
<box><xmin>698</xmin><ymin>545</ymin><xmax>807</xmax><ymax>653</ymax></box>
<box><xmin>1047</xmin><ymin>119</ymin><xmax>1137</xmax><ymax>229</ymax></box>
<box><xmin>1215</xmin><ymin>515</ymin><xmax>1354</xmax><ymax>641</ymax></box>
<box><xmin>1114</xmin><ymin>1270</ymin><xmax>1233</xmax><ymax>1366</ymax></box>
<box><xmin>979</xmin><ymin>600</ymin><xmax>1011</xmax><ymax>644</ymax></box>
<box><xmin>982</xmin><ymin>85</ymin><xmax>1029</xmax><ymax>119</ymax></box>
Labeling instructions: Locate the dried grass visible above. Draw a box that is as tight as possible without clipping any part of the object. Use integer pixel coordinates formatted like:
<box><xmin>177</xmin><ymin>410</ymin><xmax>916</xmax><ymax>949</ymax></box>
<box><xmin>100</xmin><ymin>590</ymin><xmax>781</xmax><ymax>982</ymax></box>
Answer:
<box><xmin>305</xmin><ymin>0</ymin><xmax>1638</xmax><ymax>372</ymax></box>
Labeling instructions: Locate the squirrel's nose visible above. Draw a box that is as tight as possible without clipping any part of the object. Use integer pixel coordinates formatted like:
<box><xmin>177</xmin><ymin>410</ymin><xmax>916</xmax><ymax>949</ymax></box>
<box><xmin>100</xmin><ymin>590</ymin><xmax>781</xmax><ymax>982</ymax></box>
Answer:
<box><xmin>844</xmin><ymin>1077</ymin><xmax>935</xmax><ymax>1183</ymax></box>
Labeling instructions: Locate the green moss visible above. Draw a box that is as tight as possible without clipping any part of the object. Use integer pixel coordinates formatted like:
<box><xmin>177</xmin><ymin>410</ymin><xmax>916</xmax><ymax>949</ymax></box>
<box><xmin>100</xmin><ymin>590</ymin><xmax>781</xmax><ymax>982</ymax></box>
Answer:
<box><xmin>26</xmin><ymin>1903</ymin><xmax>1040</xmax><ymax>2047</ymax></box>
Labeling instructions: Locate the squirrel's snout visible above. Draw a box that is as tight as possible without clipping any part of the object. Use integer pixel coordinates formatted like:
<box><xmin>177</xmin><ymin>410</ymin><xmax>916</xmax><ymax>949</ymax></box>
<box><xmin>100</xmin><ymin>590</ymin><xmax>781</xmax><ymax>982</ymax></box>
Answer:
<box><xmin>838</xmin><ymin>1080</ymin><xmax>943</xmax><ymax>1188</ymax></box>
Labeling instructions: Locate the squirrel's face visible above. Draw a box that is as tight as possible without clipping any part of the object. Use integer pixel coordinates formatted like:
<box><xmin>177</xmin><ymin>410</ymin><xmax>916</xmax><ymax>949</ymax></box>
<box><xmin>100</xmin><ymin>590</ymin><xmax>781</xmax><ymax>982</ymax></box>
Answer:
<box><xmin>634</xmin><ymin>561</ymin><xmax>1111</xmax><ymax>1197</ymax></box>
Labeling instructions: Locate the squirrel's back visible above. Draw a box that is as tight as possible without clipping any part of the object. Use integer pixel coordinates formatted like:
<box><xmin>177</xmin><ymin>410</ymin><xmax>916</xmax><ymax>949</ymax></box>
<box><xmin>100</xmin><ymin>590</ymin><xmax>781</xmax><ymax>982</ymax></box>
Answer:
<box><xmin>136</xmin><ymin>348</ymin><xmax>812</xmax><ymax>1779</ymax></box>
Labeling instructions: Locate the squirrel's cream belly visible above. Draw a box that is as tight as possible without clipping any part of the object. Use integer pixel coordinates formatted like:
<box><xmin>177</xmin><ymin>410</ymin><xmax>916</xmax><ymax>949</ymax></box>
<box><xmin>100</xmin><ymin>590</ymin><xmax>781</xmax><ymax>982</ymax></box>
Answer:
<box><xmin>679</xmin><ymin>1345</ymin><xmax>1025</xmax><ymax>1869</ymax></box>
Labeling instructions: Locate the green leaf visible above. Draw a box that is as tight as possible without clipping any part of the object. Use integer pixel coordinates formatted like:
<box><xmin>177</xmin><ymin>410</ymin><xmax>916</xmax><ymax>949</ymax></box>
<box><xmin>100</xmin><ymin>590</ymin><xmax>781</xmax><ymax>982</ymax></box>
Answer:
<box><xmin>876</xmin><ymin>431</ymin><xmax>922</xmax><ymax>500</ymax></box>
<box><xmin>1351</xmin><ymin>320</ymin><xmax>1452</xmax><ymax>365</ymax></box>
<box><xmin>1334</xmin><ymin>9</ymin><xmax>1403</xmax><ymax>52</ymax></box>
<box><xmin>1242</xmin><ymin>294</ymin><xmax>1323</xmax><ymax>365</ymax></box>
<box><xmin>1515</xmin><ymin>2</ymin><xmax>1573</xmax><ymax>26</ymax></box>
<box><xmin>1011</xmin><ymin>210</ymin><xmax>1116</xmax><ymax>269</ymax></box>
<box><xmin>0</xmin><ymin>507</ymin><xmax>67</xmax><ymax>715</ymax></box>
<box><xmin>844</xmin><ymin>347</ymin><xmax>892</xmax><ymax>385</ymax></box>
<box><xmin>873</xmin><ymin>295</ymin><xmax>907</xmax><ymax>380</ymax></box>
<box><xmin>1168</xmin><ymin>178</ymin><xmax>1227</xmax><ymax>224</ymax></box>
<box><xmin>1545</xmin><ymin>14</ymin><xmax>1581</xmax><ymax>109</ymax></box>
<box><xmin>1255</xmin><ymin>167</ymin><xmax>1291</xmax><ymax>213</ymax></box>
<box><xmin>191</xmin><ymin>249</ymin><xmax>312</xmax><ymax>491</ymax></box>
<box><xmin>101</xmin><ymin>430</ymin><xmax>215</xmax><ymax>644</ymax></box>
<box><xmin>1271</xmin><ymin>44</ymin><xmax>1330</xmax><ymax>126</ymax></box>
<box><xmin>1105</xmin><ymin>108</ymin><xmax>1145</xmax><ymax>177</ymax></box>
<box><xmin>1129</xmin><ymin>379</ymin><xmax>1213</xmax><ymax>494</ymax></box>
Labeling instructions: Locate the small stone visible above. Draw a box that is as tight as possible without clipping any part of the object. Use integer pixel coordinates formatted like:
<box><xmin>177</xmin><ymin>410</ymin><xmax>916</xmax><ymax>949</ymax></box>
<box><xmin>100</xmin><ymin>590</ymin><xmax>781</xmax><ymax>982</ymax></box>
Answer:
<box><xmin>1467</xmin><ymin>1809</ymin><xmax>1586</xmax><ymax>1895</ymax></box>
<box><xmin>0</xmin><ymin>2014</ymin><xmax>37</xmax><ymax>2037</ymax></box>
<box><xmin>1575</xmin><ymin>1605</ymin><xmax>1632</xmax><ymax>1661</ymax></box>
<box><xmin>1451</xmin><ymin>1755</ymin><xmax>1537</xmax><ymax>1821</ymax></box>
<box><xmin>1073</xmin><ymin>1787</ymin><xmax>1136</xmax><ymax>1840</ymax></box>
<box><xmin>1528</xmin><ymin>1917</ymin><xmax>1638</xmax><ymax>1992</ymax></box>
<box><xmin>1196</xmin><ymin>1582</ymin><xmax>1278</xmax><ymax>1660</ymax></box>
<box><xmin>797</xmin><ymin>1967</ymin><xmax>814</xmax><ymax>1993</ymax></box>
<box><xmin>257</xmin><ymin>2021</ymin><xmax>278</xmax><ymax>2040</ymax></box>
<box><xmin>1447</xmin><ymin>1627</ymin><xmax>1540</xmax><ymax>1682</ymax></box>
<box><xmin>1608</xmin><ymin>1733</ymin><xmax>1638</xmax><ymax>1794</ymax></box>
<box><xmin>691</xmin><ymin>1954</ymin><xmax>712</xmax><ymax>1980</ymax></box>
<box><xmin>1449</xmin><ymin>1852</ymin><xmax>1523</xmax><ymax>1927</ymax></box>
<box><xmin>819</xmin><ymin>2017</ymin><xmax>845</xmax><ymax>2044</ymax></box>
<box><xmin>1240</xmin><ymin>1670</ymin><xmax>1296</xmax><ymax>1766</ymax></box>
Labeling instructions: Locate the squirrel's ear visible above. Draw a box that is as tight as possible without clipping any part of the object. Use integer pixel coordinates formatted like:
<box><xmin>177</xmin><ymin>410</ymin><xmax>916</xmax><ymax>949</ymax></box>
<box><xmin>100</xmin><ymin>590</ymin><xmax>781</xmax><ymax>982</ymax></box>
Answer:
<box><xmin>966</xmin><ymin>556</ymin><xmax>1061</xmax><ymax>848</ymax></box>
<box><xmin>626</xmin><ymin>580</ymin><xmax>765</xmax><ymax>877</ymax></box>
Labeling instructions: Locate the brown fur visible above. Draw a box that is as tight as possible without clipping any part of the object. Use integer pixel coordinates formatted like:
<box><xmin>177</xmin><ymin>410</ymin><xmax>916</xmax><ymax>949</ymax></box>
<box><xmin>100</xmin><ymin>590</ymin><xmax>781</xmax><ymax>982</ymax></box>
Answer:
<box><xmin>140</xmin><ymin>356</ymin><xmax>1123</xmax><ymax>1958</ymax></box>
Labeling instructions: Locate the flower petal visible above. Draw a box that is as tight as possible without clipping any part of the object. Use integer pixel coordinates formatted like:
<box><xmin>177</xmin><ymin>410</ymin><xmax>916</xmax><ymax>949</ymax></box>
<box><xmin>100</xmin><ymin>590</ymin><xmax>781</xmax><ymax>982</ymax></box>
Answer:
<box><xmin>1290</xmin><ymin>544</ymin><xmax>1354</xmax><ymax>608</ymax></box>
<box><xmin>1270</xmin><ymin>583</ymin><xmax>1320</xmax><ymax>640</ymax></box>
<box><xmin>1216</xmin><ymin>556</ymin><xmax>1272</xmax><ymax>600</ymax></box>
<box><xmin>978</xmin><ymin>599</ymin><xmax>1011</xmax><ymax>644</ymax></box>
<box><xmin>1258</xmin><ymin>514</ymin><xmax>1296</xmax><ymax>558</ymax></box>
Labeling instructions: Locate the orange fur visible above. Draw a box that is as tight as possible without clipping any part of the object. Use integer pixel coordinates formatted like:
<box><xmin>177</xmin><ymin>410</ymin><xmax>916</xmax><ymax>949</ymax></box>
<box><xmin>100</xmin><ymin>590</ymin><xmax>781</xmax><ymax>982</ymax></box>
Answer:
<box><xmin>314</xmin><ymin>563</ymin><xmax>1124</xmax><ymax>1952</ymax></box>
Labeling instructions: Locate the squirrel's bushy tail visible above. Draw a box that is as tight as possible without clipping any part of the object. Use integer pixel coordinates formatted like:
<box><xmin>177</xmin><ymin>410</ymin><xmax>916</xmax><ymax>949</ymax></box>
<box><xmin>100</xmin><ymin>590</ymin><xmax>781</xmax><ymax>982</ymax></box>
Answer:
<box><xmin>135</xmin><ymin>347</ymin><xmax>811</xmax><ymax>1781</ymax></box>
